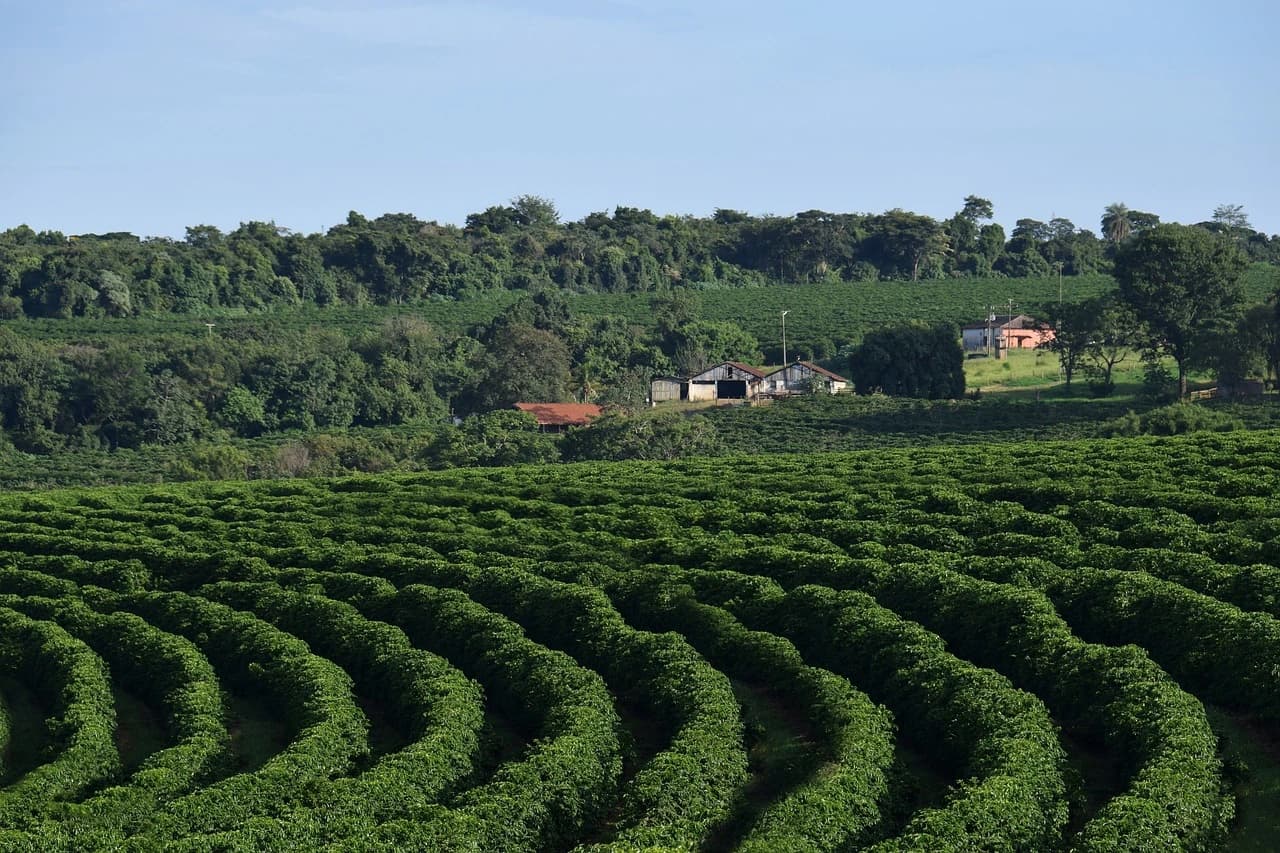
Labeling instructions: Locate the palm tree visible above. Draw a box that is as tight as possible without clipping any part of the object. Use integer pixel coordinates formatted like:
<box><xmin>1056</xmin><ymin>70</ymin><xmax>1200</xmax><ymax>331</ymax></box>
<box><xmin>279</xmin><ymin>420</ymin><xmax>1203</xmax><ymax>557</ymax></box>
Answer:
<box><xmin>1101</xmin><ymin>202</ymin><xmax>1132</xmax><ymax>244</ymax></box>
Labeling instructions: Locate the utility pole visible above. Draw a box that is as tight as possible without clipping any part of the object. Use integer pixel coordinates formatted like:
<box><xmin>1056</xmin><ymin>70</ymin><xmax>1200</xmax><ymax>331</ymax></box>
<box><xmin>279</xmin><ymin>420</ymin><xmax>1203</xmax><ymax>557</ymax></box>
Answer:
<box><xmin>986</xmin><ymin>305</ymin><xmax>993</xmax><ymax>356</ymax></box>
<box><xmin>1005</xmin><ymin>299</ymin><xmax>1016</xmax><ymax>359</ymax></box>
<box><xmin>781</xmin><ymin>310</ymin><xmax>789</xmax><ymax>367</ymax></box>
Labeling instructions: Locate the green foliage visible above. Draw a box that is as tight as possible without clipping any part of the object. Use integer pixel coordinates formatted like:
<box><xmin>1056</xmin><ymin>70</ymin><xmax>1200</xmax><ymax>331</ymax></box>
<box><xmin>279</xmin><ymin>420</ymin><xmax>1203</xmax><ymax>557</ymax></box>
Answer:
<box><xmin>848</xmin><ymin>322</ymin><xmax>965</xmax><ymax>399</ymax></box>
<box><xmin>425</xmin><ymin>410</ymin><xmax>559</xmax><ymax>468</ymax></box>
<box><xmin>1115</xmin><ymin>223</ymin><xmax>1249</xmax><ymax>396</ymax></box>
<box><xmin>217</xmin><ymin>386</ymin><xmax>267</xmax><ymax>437</ymax></box>
<box><xmin>8</xmin><ymin>202</ymin><xmax>1271</xmax><ymax>328</ymax></box>
<box><xmin>1099</xmin><ymin>403</ymin><xmax>1243</xmax><ymax>437</ymax></box>
<box><xmin>561</xmin><ymin>411</ymin><xmax>719</xmax><ymax>462</ymax></box>
<box><xmin>164</xmin><ymin>443</ymin><xmax>251</xmax><ymax>481</ymax></box>
<box><xmin>0</xmin><ymin>430</ymin><xmax>1276</xmax><ymax>846</ymax></box>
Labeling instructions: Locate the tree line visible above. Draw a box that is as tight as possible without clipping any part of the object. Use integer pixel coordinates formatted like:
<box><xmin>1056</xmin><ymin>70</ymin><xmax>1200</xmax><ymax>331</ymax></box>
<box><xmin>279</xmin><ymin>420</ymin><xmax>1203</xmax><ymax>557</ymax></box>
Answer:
<box><xmin>3</xmin><ymin>197</ymin><xmax>1277</xmax><ymax>319</ymax></box>
<box><xmin>848</xmin><ymin>222</ymin><xmax>1280</xmax><ymax>400</ymax></box>
<box><xmin>0</xmin><ymin>289</ymin><xmax>761</xmax><ymax>453</ymax></box>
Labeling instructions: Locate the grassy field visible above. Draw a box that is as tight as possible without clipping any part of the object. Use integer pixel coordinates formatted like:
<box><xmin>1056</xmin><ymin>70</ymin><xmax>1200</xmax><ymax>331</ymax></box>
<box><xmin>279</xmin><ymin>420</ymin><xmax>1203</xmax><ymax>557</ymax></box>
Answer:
<box><xmin>962</xmin><ymin>347</ymin><xmax>1223</xmax><ymax>400</ymax></box>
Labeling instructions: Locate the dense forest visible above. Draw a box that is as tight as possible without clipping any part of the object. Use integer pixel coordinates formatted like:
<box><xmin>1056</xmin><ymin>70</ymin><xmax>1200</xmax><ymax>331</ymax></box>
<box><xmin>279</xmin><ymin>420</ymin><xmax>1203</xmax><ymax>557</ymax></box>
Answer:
<box><xmin>3</xmin><ymin>198</ymin><xmax>1278</xmax><ymax>319</ymax></box>
<box><xmin>2</xmin><ymin>198</ymin><xmax>1278</xmax><ymax>460</ymax></box>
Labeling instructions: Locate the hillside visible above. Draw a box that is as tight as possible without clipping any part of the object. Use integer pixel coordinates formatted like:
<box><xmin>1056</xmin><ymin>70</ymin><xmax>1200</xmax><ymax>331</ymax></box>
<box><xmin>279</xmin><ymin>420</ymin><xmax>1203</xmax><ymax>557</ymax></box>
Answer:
<box><xmin>0</xmin><ymin>431</ymin><xmax>1275</xmax><ymax>848</ymax></box>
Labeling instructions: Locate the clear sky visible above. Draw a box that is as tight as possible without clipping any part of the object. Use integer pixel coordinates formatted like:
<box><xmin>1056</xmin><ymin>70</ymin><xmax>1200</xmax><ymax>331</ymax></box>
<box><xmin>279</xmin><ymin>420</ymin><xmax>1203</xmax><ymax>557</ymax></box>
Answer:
<box><xmin>3</xmin><ymin>0</ymin><xmax>1277</xmax><ymax>239</ymax></box>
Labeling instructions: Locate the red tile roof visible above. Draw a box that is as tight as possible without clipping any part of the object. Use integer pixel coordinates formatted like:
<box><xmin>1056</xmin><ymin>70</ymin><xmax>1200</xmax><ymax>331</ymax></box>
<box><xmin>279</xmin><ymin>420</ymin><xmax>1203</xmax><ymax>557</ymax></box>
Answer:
<box><xmin>514</xmin><ymin>402</ymin><xmax>603</xmax><ymax>427</ymax></box>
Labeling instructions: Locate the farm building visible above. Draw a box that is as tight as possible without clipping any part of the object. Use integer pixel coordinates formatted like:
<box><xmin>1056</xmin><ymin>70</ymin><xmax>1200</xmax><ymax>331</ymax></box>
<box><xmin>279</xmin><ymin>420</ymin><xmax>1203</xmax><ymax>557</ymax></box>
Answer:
<box><xmin>649</xmin><ymin>376</ymin><xmax>688</xmax><ymax>403</ymax></box>
<box><xmin>961</xmin><ymin>314</ymin><xmax>1055</xmax><ymax>354</ymax></box>
<box><xmin>763</xmin><ymin>361</ymin><xmax>849</xmax><ymax>395</ymax></box>
<box><xmin>513</xmin><ymin>402</ymin><xmax>603</xmax><ymax>433</ymax></box>
<box><xmin>687</xmin><ymin>362</ymin><xmax>768</xmax><ymax>401</ymax></box>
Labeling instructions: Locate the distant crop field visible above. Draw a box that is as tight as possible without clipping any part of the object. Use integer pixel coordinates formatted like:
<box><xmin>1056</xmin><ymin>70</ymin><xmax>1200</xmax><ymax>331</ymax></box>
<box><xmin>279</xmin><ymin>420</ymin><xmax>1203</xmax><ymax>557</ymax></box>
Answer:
<box><xmin>6</xmin><ymin>265</ymin><xmax>1275</xmax><ymax>358</ymax></box>
<box><xmin>0</xmin><ymin>431</ymin><xmax>1276</xmax><ymax>849</ymax></box>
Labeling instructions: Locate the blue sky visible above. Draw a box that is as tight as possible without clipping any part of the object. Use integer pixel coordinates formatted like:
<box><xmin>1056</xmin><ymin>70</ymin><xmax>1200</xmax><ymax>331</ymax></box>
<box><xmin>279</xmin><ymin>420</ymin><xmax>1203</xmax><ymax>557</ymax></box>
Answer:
<box><xmin>3</xmin><ymin>0</ymin><xmax>1277</xmax><ymax>238</ymax></box>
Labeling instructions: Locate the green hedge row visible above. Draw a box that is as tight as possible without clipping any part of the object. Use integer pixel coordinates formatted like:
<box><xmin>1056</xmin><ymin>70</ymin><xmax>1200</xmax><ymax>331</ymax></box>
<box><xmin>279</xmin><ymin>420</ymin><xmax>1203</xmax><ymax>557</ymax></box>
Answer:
<box><xmin>673</xmin><ymin>571</ymin><xmax>1070</xmax><ymax>853</ymax></box>
<box><xmin>0</xmin><ymin>606</ymin><xmax>119</xmax><ymax>829</ymax></box>
<box><xmin>0</xmin><ymin>589</ymin><xmax>227</xmax><ymax>846</ymax></box>
<box><xmin>377</xmin><ymin>583</ymin><xmax>622</xmax><ymax>852</ymax></box>
<box><xmin>111</xmin><ymin>590</ymin><xmax>369</xmax><ymax>840</ymax></box>
<box><xmin>129</xmin><ymin>579</ymin><xmax>622</xmax><ymax>851</ymax></box>
<box><xmin>604</xmin><ymin>570</ymin><xmax>896</xmax><ymax>852</ymax></box>
<box><xmin>198</xmin><ymin>581</ymin><xmax>485</xmax><ymax>832</ymax></box>
<box><xmin>314</xmin><ymin>556</ymin><xmax>749</xmax><ymax>852</ymax></box>
<box><xmin>718</xmin><ymin>546</ymin><xmax>1233</xmax><ymax>851</ymax></box>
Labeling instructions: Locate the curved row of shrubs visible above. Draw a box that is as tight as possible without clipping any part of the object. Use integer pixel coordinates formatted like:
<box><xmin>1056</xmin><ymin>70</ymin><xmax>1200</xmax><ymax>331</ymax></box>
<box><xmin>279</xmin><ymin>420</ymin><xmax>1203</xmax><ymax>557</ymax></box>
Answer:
<box><xmin>0</xmin><ymin>588</ymin><xmax>227</xmax><ymax>846</ymax></box>
<box><xmin>0</xmin><ymin>605</ymin><xmax>119</xmax><ymax>831</ymax></box>
<box><xmin>663</xmin><ymin>568</ymin><xmax>1070</xmax><ymax>853</ymax></box>
<box><xmin>110</xmin><ymin>590</ymin><xmax>370</xmax><ymax>840</ymax></box>
<box><xmin>198</xmin><ymin>581</ymin><xmax>486</xmax><ymax>832</ymax></box>
<box><xmin>603</xmin><ymin>570</ymin><xmax>897</xmax><ymax>852</ymax></box>
<box><xmin>711</xmin><ymin>546</ymin><xmax>1233</xmax><ymax>851</ymax></box>
<box><xmin>299</xmin><ymin>556</ymin><xmax>750</xmax><ymax>851</ymax></box>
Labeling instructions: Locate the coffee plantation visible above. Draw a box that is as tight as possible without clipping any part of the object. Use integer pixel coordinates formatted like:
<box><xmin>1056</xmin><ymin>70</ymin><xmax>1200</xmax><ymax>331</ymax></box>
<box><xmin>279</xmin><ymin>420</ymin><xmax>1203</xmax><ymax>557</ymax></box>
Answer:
<box><xmin>0</xmin><ymin>430</ymin><xmax>1276</xmax><ymax>849</ymax></box>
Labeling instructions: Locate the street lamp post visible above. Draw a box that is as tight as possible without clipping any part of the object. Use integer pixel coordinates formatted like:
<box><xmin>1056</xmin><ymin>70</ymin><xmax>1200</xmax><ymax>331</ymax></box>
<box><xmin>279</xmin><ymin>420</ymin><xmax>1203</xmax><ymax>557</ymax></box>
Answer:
<box><xmin>1004</xmin><ymin>299</ymin><xmax>1016</xmax><ymax>359</ymax></box>
<box><xmin>781</xmin><ymin>310</ymin><xmax>789</xmax><ymax>367</ymax></box>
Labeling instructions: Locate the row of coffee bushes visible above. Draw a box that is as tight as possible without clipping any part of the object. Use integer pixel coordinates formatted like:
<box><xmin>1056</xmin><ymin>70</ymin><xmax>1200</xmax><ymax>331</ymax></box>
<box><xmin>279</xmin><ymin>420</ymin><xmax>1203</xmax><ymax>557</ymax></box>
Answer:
<box><xmin>999</xmin><ymin>564</ymin><xmax>1280</xmax><ymax>722</ymax></box>
<box><xmin>0</xmin><ymin>588</ymin><xmax>226</xmax><ymax>845</ymax></box>
<box><xmin>197</xmin><ymin>582</ymin><xmax>485</xmax><ymax>825</ymax></box>
<box><xmin>665</xmin><ymin>569</ymin><xmax>1070</xmax><ymax>852</ymax></box>
<box><xmin>711</xmin><ymin>546</ymin><xmax>1233</xmax><ymax>850</ymax></box>
<box><xmin>107</xmin><ymin>590</ymin><xmax>369</xmax><ymax>840</ymax></box>
<box><xmin>294</xmin><ymin>557</ymin><xmax>750</xmax><ymax>851</ymax></box>
<box><xmin>0</xmin><ymin>561</ymin><xmax>625</xmax><ymax>850</ymax></box>
<box><xmin>602</xmin><ymin>571</ymin><xmax>897</xmax><ymax>851</ymax></box>
<box><xmin>186</xmin><ymin>579</ymin><xmax>623</xmax><ymax>851</ymax></box>
<box><xmin>374</xmin><ymin>583</ymin><xmax>622</xmax><ymax>851</ymax></box>
<box><xmin>0</xmin><ymin>606</ymin><xmax>118</xmax><ymax>831</ymax></box>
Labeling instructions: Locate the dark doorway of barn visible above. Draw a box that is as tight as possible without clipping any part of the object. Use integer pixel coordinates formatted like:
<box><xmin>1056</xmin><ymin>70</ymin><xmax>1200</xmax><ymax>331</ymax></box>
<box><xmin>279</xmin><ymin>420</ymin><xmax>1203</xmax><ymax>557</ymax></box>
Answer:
<box><xmin>717</xmin><ymin>379</ymin><xmax>747</xmax><ymax>398</ymax></box>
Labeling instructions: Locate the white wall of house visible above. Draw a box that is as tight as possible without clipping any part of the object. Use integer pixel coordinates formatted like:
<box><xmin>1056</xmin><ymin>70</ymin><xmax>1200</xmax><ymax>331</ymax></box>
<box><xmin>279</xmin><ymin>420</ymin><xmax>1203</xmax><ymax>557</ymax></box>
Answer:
<box><xmin>687</xmin><ymin>379</ymin><xmax>719</xmax><ymax>401</ymax></box>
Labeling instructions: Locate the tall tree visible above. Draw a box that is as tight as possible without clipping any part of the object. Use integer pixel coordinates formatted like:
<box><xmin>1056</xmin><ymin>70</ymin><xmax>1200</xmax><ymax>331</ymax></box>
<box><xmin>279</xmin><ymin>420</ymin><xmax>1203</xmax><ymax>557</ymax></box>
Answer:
<box><xmin>866</xmin><ymin>210</ymin><xmax>949</xmax><ymax>281</ymax></box>
<box><xmin>1114</xmin><ymin>224</ymin><xmax>1248</xmax><ymax>397</ymax></box>
<box><xmin>1080</xmin><ymin>297</ymin><xmax>1140</xmax><ymax>396</ymax></box>
<box><xmin>1211</xmin><ymin>203</ymin><xmax>1251</xmax><ymax>232</ymax></box>
<box><xmin>944</xmin><ymin>196</ymin><xmax>994</xmax><ymax>275</ymax></box>
<box><xmin>479</xmin><ymin>323</ymin><xmax>572</xmax><ymax>409</ymax></box>
<box><xmin>1044</xmin><ymin>299</ymin><xmax>1097</xmax><ymax>389</ymax></box>
<box><xmin>1101</xmin><ymin>202</ymin><xmax>1132</xmax><ymax>244</ymax></box>
<box><xmin>848</xmin><ymin>322</ymin><xmax>964</xmax><ymax>399</ymax></box>
<box><xmin>960</xmin><ymin>195</ymin><xmax>994</xmax><ymax>223</ymax></box>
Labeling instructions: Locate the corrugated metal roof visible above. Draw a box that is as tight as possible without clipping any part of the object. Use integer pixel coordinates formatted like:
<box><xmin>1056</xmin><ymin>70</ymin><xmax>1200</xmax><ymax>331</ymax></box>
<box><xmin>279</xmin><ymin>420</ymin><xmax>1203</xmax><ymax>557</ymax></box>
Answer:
<box><xmin>762</xmin><ymin>361</ymin><xmax>849</xmax><ymax>383</ymax></box>
<box><xmin>961</xmin><ymin>314</ymin><xmax>1041</xmax><ymax>331</ymax></box>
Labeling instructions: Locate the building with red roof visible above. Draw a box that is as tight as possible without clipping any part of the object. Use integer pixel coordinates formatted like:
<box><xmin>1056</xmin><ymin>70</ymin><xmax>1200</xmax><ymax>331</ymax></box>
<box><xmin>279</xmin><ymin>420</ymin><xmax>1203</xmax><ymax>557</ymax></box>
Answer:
<box><xmin>513</xmin><ymin>402</ymin><xmax>603</xmax><ymax>432</ymax></box>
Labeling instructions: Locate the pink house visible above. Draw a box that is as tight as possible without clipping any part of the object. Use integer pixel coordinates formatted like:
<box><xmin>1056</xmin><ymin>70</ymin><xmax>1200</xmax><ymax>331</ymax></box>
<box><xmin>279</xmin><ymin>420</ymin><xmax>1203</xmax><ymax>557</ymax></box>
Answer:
<box><xmin>962</xmin><ymin>314</ymin><xmax>1055</xmax><ymax>354</ymax></box>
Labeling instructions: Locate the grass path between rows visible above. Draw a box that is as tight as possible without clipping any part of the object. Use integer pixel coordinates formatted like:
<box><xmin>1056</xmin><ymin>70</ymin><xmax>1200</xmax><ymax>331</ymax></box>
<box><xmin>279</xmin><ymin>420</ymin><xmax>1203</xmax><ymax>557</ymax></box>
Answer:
<box><xmin>1209</xmin><ymin>707</ymin><xmax>1280</xmax><ymax>852</ymax></box>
